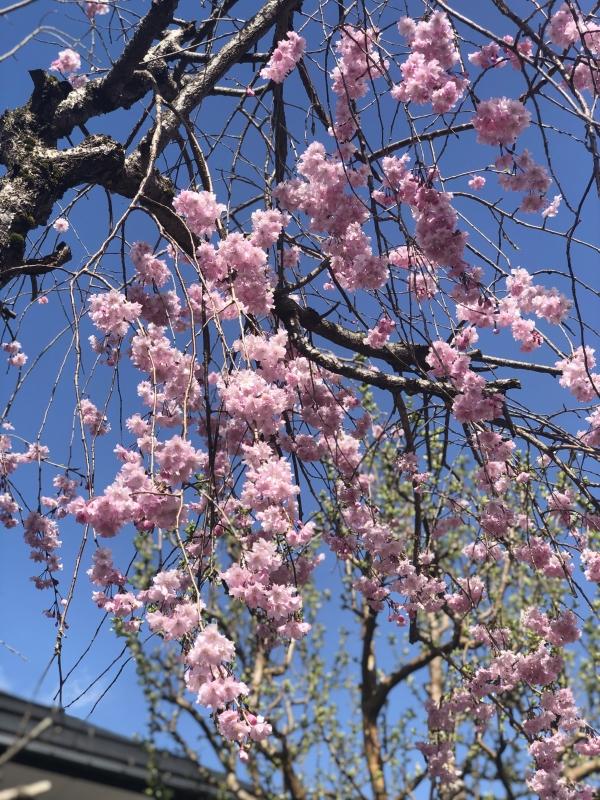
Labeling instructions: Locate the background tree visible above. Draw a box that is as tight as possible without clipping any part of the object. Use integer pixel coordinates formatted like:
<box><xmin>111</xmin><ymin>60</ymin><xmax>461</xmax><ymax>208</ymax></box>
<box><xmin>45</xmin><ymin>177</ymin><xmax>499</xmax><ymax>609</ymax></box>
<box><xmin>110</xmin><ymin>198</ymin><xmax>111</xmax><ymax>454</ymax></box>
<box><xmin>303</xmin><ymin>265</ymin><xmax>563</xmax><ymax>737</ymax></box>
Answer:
<box><xmin>130</xmin><ymin>415</ymin><xmax>600</xmax><ymax>800</ymax></box>
<box><xmin>1</xmin><ymin>1</ymin><xmax>600</xmax><ymax>799</ymax></box>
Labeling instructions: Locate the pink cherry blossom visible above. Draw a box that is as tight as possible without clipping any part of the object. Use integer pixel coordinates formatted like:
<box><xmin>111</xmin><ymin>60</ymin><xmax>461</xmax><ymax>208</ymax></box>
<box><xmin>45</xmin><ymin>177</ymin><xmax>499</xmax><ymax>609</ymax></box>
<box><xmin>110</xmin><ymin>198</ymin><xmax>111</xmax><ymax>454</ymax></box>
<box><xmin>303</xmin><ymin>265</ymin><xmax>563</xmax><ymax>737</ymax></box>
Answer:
<box><xmin>393</xmin><ymin>13</ymin><xmax>466</xmax><ymax>113</ymax></box>
<box><xmin>330</xmin><ymin>27</ymin><xmax>387</xmax><ymax>141</ymax></box>
<box><xmin>472</xmin><ymin>97</ymin><xmax>531</xmax><ymax>146</ymax></box>
<box><xmin>89</xmin><ymin>290</ymin><xmax>141</xmax><ymax>338</ymax></box>
<box><xmin>364</xmin><ymin>317</ymin><xmax>395</xmax><ymax>348</ymax></box>
<box><xmin>548</xmin><ymin>4</ymin><xmax>581</xmax><ymax>49</ymax></box>
<box><xmin>469</xmin><ymin>42</ymin><xmax>505</xmax><ymax>70</ymax></box>
<box><xmin>468</xmin><ymin>175</ymin><xmax>486</xmax><ymax>190</ymax></box>
<box><xmin>130</xmin><ymin>242</ymin><xmax>170</xmax><ymax>287</ymax></box>
<box><xmin>187</xmin><ymin>623</ymin><xmax>235</xmax><ymax>667</ymax></box>
<box><xmin>260</xmin><ymin>31</ymin><xmax>305</xmax><ymax>83</ymax></box>
<box><xmin>155</xmin><ymin>435</ymin><xmax>203</xmax><ymax>484</ymax></box>
<box><xmin>173</xmin><ymin>190</ymin><xmax>226</xmax><ymax>237</ymax></box>
<box><xmin>542</xmin><ymin>194</ymin><xmax>562</xmax><ymax>218</ymax></box>
<box><xmin>392</xmin><ymin>53</ymin><xmax>465</xmax><ymax>113</ymax></box>
<box><xmin>79</xmin><ymin>398</ymin><xmax>110</xmax><ymax>436</ymax></box>
<box><xmin>87</xmin><ymin>547</ymin><xmax>125</xmax><ymax>587</ymax></box>
<box><xmin>49</xmin><ymin>49</ymin><xmax>81</xmax><ymax>74</ymax></box>
<box><xmin>53</xmin><ymin>217</ymin><xmax>69</xmax><ymax>233</ymax></box>
<box><xmin>85</xmin><ymin>0</ymin><xmax>109</xmax><ymax>17</ymax></box>
<box><xmin>556</xmin><ymin>347</ymin><xmax>600</xmax><ymax>402</ymax></box>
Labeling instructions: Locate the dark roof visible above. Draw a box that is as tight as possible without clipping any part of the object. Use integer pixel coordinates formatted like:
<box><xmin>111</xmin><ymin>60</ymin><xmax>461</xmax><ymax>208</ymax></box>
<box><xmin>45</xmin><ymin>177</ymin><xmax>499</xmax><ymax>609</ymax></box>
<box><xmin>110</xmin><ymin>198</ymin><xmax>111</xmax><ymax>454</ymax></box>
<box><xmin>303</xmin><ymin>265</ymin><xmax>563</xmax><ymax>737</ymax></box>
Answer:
<box><xmin>0</xmin><ymin>691</ymin><xmax>228</xmax><ymax>798</ymax></box>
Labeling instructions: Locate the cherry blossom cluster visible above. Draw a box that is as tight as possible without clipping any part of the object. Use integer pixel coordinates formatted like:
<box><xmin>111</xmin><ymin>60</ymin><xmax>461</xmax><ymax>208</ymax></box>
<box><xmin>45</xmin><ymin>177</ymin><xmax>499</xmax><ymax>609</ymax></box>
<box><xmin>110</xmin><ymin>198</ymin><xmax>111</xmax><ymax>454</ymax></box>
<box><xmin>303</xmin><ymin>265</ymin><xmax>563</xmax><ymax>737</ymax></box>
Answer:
<box><xmin>50</xmin><ymin>48</ymin><xmax>81</xmax><ymax>74</ymax></box>
<box><xmin>548</xmin><ymin>3</ymin><xmax>600</xmax><ymax>52</ymax></box>
<box><xmin>87</xmin><ymin>547</ymin><xmax>125</xmax><ymax>588</ymax></box>
<box><xmin>468</xmin><ymin>35</ymin><xmax>532</xmax><ymax>71</ymax></box>
<box><xmin>74</xmin><ymin>268</ymin><xmax>331</xmax><ymax>750</ymax></box>
<box><xmin>172</xmin><ymin>190</ymin><xmax>226</xmax><ymax>238</ymax></box>
<box><xmin>89</xmin><ymin>289</ymin><xmax>142</xmax><ymax>339</ymax></box>
<box><xmin>85</xmin><ymin>1</ymin><xmax>109</xmax><ymax>18</ymax></box>
<box><xmin>41</xmin><ymin>474</ymin><xmax>78</xmax><ymax>521</ymax></box>
<box><xmin>79</xmin><ymin>399</ymin><xmax>110</xmax><ymax>436</ymax></box>
<box><xmin>23</xmin><ymin>512</ymin><xmax>62</xmax><ymax>590</ymax></box>
<box><xmin>555</xmin><ymin>347</ymin><xmax>600</xmax><ymax>402</ymax></box>
<box><xmin>426</xmin><ymin>341</ymin><xmax>503</xmax><ymax>423</ymax></box>
<box><xmin>363</xmin><ymin>317</ymin><xmax>395</xmax><ymax>348</ymax></box>
<box><xmin>185</xmin><ymin>623</ymin><xmax>271</xmax><ymax>757</ymax></box>
<box><xmin>330</xmin><ymin>26</ymin><xmax>387</xmax><ymax>141</ymax></box>
<box><xmin>0</xmin><ymin>492</ymin><xmax>19</xmax><ymax>528</ymax></box>
<box><xmin>496</xmin><ymin>150</ymin><xmax>553</xmax><ymax>214</ymax></box>
<box><xmin>130</xmin><ymin>242</ymin><xmax>171</xmax><ymax>287</ymax></box>
<box><xmin>416</xmin><ymin>592</ymin><xmax>597</xmax><ymax>797</ymax></box>
<box><xmin>374</xmin><ymin>154</ymin><xmax>467</xmax><ymax>273</ymax></box>
<box><xmin>393</xmin><ymin>12</ymin><xmax>467</xmax><ymax>113</ymax></box>
<box><xmin>450</xmin><ymin>266</ymin><xmax>570</xmax><ymax>353</ymax></box>
<box><xmin>581</xmin><ymin>546</ymin><xmax>600</xmax><ymax>582</ymax></box>
<box><xmin>69</xmin><ymin>441</ymin><xmax>200</xmax><ymax>538</ymax></box>
<box><xmin>546</xmin><ymin>4</ymin><xmax>600</xmax><ymax>95</ymax></box>
<box><xmin>1</xmin><ymin>436</ymin><xmax>49</xmax><ymax>482</ymax></box>
<box><xmin>170</xmin><ymin>205</ymin><xmax>287</xmax><ymax>316</ymax></box>
<box><xmin>275</xmin><ymin>142</ymin><xmax>387</xmax><ymax>289</ymax></box>
<box><xmin>49</xmin><ymin>48</ymin><xmax>86</xmax><ymax>88</ymax></box>
<box><xmin>472</xmin><ymin>97</ymin><xmax>531</xmax><ymax>146</ymax></box>
<box><xmin>521</xmin><ymin>607</ymin><xmax>580</xmax><ymax>647</ymax></box>
<box><xmin>260</xmin><ymin>30</ymin><xmax>305</xmax><ymax>84</ymax></box>
<box><xmin>220</xmin><ymin>537</ymin><xmax>306</xmax><ymax>637</ymax></box>
<box><xmin>388</xmin><ymin>244</ymin><xmax>436</xmax><ymax>292</ymax></box>
<box><xmin>2</xmin><ymin>341</ymin><xmax>27</xmax><ymax>368</ymax></box>
<box><xmin>581</xmin><ymin>406</ymin><xmax>600</xmax><ymax>448</ymax></box>
<box><xmin>83</xmin><ymin>514</ymin><xmax>274</xmax><ymax>747</ymax></box>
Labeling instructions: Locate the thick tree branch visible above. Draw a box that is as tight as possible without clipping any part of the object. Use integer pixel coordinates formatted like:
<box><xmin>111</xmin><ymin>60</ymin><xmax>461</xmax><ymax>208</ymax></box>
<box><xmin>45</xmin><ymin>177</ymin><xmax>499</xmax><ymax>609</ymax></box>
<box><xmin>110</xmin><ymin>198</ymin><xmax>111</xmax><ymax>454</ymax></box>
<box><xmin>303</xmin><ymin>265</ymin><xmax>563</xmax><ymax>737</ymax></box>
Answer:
<box><xmin>51</xmin><ymin>0</ymin><xmax>181</xmax><ymax>137</ymax></box>
<box><xmin>0</xmin><ymin>75</ymin><xmax>124</xmax><ymax>274</ymax></box>
<box><xmin>275</xmin><ymin>292</ymin><xmax>520</xmax><ymax>397</ymax></box>
<box><xmin>137</xmin><ymin>0</ymin><xmax>303</xmax><ymax>157</ymax></box>
<box><xmin>360</xmin><ymin>607</ymin><xmax>387</xmax><ymax>800</ymax></box>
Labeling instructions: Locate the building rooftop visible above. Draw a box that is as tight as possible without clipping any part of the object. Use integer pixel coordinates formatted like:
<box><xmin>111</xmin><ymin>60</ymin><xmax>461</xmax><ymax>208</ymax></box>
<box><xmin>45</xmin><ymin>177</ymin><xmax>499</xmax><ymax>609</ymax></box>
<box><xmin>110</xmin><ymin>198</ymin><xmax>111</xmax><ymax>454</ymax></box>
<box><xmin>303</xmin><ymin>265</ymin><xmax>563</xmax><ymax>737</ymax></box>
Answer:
<box><xmin>0</xmin><ymin>691</ymin><xmax>229</xmax><ymax>799</ymax></box>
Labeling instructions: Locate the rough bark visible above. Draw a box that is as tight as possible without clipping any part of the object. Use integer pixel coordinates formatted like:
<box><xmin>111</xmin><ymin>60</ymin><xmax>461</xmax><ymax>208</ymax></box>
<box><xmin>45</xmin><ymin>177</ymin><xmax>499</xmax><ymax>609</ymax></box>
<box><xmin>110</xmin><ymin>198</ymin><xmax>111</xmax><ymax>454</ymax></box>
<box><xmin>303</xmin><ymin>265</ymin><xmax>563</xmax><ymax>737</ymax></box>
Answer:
<box><xmin>0</xmin><ymin>0</ymin><xmax>301</xmax><ymax>279</ymax></box>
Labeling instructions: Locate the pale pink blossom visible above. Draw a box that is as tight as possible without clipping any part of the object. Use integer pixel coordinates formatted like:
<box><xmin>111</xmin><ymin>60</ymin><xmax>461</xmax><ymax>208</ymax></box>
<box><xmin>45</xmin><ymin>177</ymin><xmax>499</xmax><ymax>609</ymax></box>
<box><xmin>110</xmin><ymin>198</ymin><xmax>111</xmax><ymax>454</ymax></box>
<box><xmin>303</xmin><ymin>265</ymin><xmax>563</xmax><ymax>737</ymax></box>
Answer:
<box><xmin>85</xmin><ymin>0</ymin><xmax>110</xmax><ymax>18</ymax></box>
<box><xmin>468</xmin><ymin>42</ymin><xmax>505</xmax><ymax>70</ymax></box>
<box><xmin>53</xmin><ymin>217</ymin><xmax>69</xmax><ymax>233</ymax></box>
<box><xmin>260</xmin><ymin>31</ymin><xmax>305</xmax><ymax>83</ymax></box>
<box><xmin>249</xmin><ymin>208</ymin><xmax>289</xmax><ymax>248</ymax></box>
<box><xmin>393</xmin><ymin>13</ymin><xmax>466</xmax><ymax>114</ymax></box>
<box><xmin>330</xmin><ymin>27</ymin><xmax>387</xmax><ymax>140</ymax></box>
<box><xmin>80</xmin><ymin>398</ymin><xmax>110</xmax><ymax>436</ymax></box>
<box><xmin>548</xmin><ymin>4</ymin><xmax>581</xmax><ymax>49</ymax></box>
<box><xmin>542</xmin><ymin>194</ymin><xmax>562</xmax><ymax>218</ymax></box>
<box><xmin>173</xmin><ymin>190</ymin><xmax>226</xmax><ymax>237</ymax></box>
<box><xmin>50</xmin><ymin>49</ymin><xmax>81</xmax><ymax>74</ymax></box>
<box><xmin>87</xmin><ymin>548</ymin><xmax>125</xmax><ymax>587</ymax></box>
<box><xmin>89</xmin><ymin>290</ymin><xmax>141</xmax><ymax>338</ymax></box>
<box><xmin>155</xmin><ymin>435</ymin><xmax>203</xmax><ymax>484</ymax></box>
<box><xmin>468</xmin><ymin>175</ymin><xmax>486</xmax><ymax>190</ymax></box>
<box><xmin>364</xmin><ymin>317</ymin><xmax>395</xmax><ymax>348</ymax></box>
<box><xmin>555</xmin><ymin>347</ymin><xmax>600</xmax><ymax>402</ymax></box>
<box><xmin>130</xmin><ymin>242</ymin><xmax>170</xmax><ymax>287</ymax></box>
<box><xmin>472</xmin><ymin>97</ymin><xmax>531</xmax><ymax>146</ymax></box>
